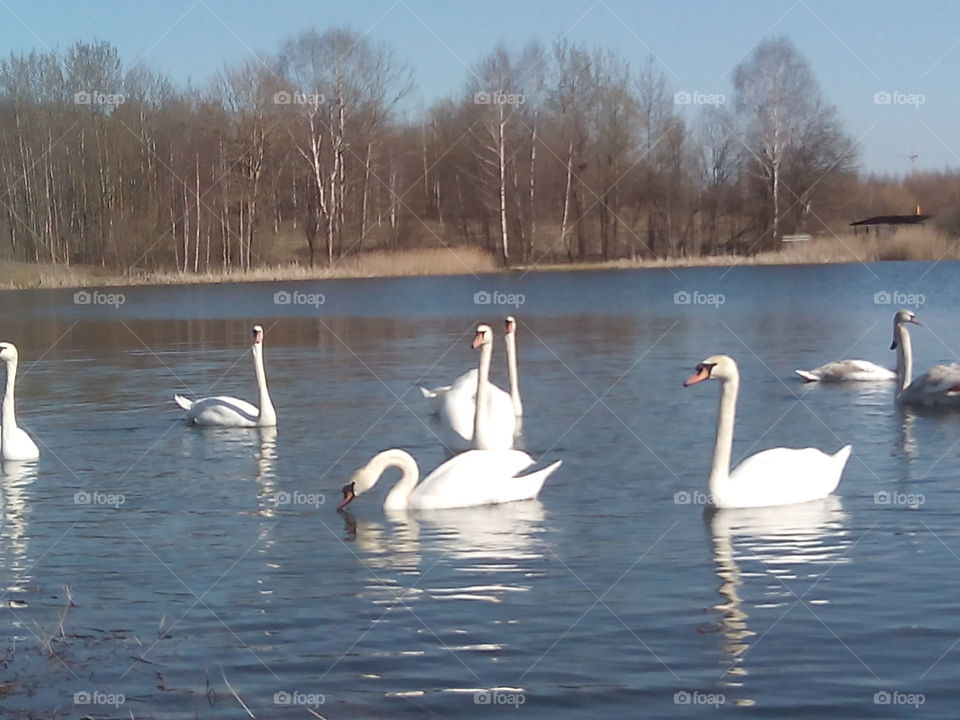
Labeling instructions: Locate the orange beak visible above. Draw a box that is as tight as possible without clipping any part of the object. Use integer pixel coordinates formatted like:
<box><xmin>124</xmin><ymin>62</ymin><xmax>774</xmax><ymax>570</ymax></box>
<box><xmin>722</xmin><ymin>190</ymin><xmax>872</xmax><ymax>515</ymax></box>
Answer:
<box><xmin>471</xmin><ymin>331</ymin><xmax>484</xmax><ymax>348</ymax></box>
<box><xmin>683</xmin><ymin>368</ymin><xmax>711</xmax><ymax>387</ymax></box>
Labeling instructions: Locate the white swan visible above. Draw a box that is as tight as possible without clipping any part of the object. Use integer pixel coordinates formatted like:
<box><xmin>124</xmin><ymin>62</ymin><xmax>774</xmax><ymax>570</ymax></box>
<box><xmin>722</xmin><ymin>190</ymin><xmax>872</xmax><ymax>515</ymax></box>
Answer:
<box><xmin>684</xmin><ymin>355</ymin><xmax>850</xmax><ymax>508</ymax></box>
<box><xmin>0</xmin><ymin>343</ymin><xmax>40</xmax><ymax>461</ymax></box>
<box><xmin>419</xmin><ymin>369</ymin><xmax>477</xmax><ymax>414</ymax></box>
<box><xmin>505</xmin><ymin>316</ymin><xmax>523</xmax><ymax>416</ymax></box>
<box><xmin>337</xmin><ymin>448</ymin><xmax>561</xmax><ymax>511</ymax></box>
<box><xmin>795</xmin><ymin>359</ymin><xmax>895</xmax><ymax>383</ymax></box>
<box><xmin>891</xmin><ymin>309</ymin><xmax>960</xmax><ymax>406</ymax></box>
<box><xmin>439</xmin><ymin>324</ymin><xmax>515</xmax><ymax>450</ymax></box>
<box><xmin>174</xmin><ymin>325</ymin><xmax>277</xmax><ymax>427</ymax></box>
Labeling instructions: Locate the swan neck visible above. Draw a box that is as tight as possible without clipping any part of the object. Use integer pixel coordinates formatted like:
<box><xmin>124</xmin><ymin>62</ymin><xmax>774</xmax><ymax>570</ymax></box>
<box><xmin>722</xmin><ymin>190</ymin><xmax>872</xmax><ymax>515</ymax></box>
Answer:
<box><xmin>377</xmin><ymin>451</ymin><xmax>421</xmax><ymax>510</ymax></box>
<box><xmin>252</xmin><ymin>343</ymin><xmax>276</xmax><ymax>425</ymax></box>
<box><xmin>2</xmin><ymin>355</ymin><xmax>18</xmax><ymax>429</ymax></box>
<box><xmin>896</xmin><ymin>325</ymin><xmax>912</xmax><ymax>392</ymax></box>
<box><xmin>505</xmin><ymin>333</ymin><xmax>522</xmax><ymax>415</ymax></box>
<box><xmin>709</xmin><ymin>374</ymin><xmax>738</xmax><ymax>497</ymax></box>
<box><xmin>473</xmin><ymin>340</ymin><xmax>494</xmax><ymax>447</ymax></box>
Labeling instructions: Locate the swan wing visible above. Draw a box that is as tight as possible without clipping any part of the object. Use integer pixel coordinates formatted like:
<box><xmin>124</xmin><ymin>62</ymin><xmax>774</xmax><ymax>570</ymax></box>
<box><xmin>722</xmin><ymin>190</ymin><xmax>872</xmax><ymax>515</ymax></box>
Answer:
<box><xmin>718</xmin><ymin>445</ymin><xmax>851</xmax><ymax>508</ymax></box>
<box><xmin>409</xmin><ymin>450</ymin><xmax>560</xmax><ymax>510</ymax></box>
<box><xmin>901</xmin><ymin>364</ymin><xmax>960</xmax><ymax>404</ymax></box>
<box><xmin>183</xmin><ymin>396</ymin><xmax>261</xmax><ymax>427</ymax></box>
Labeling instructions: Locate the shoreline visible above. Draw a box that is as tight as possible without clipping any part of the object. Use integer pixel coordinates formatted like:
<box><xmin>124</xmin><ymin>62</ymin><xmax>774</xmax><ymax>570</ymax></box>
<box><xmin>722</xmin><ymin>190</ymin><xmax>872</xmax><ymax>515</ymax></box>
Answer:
<box><xmin>0</xmin><ymin>239</ymin><xmax>955</xmax><ymax>291</ymax></box>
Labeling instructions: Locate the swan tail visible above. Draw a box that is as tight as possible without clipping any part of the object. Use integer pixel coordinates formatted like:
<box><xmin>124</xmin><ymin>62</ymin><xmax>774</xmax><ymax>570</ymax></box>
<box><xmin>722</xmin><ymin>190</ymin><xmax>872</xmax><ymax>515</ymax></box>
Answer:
<box><xmin>834</xmin><ymin>444</ymin><xmax>853</xmax><ymax>465</ymax></box>
<box><xmin>516</xmin><ymin>459</ymin><xmax>562</xmax><ymax>499</ymax></box>
<box><xmin>174</xmin><ymin>394</ymin><xmax>194</xmax><ymax>411</ymax></box>
<box><xmin>794</xmin><ymin>370</ymin><xmax>820</xmax><ymax>382</ymax></box>
<box><xmin>419</xmin><ymin>386</ymin><xmax>437</xmax><ymax>399</ymax></box>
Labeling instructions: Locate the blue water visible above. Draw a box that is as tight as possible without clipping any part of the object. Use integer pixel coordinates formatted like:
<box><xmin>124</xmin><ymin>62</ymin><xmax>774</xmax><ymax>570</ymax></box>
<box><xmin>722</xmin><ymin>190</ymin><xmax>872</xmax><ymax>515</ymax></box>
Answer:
<box><xmin>1</xmin><ymin>260</ymin><xmax>959</xmax><ymax>717</ymax></box>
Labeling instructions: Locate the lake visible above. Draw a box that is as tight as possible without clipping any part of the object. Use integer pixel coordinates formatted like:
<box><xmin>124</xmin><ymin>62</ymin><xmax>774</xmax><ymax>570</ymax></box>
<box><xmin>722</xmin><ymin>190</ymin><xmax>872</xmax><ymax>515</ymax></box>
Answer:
<box><xmin>1</xmin><ymin>260</ymin><xmax>960</xmax><ymax>718</ymax></box>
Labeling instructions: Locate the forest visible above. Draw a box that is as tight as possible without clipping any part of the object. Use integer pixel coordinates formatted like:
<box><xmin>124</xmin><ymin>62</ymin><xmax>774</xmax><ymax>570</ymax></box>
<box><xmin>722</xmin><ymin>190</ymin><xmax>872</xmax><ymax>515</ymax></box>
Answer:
<box><xmin>0</xmin><ymin>30</ymin><xmax>957</xmax><ymax>275</ymax></box>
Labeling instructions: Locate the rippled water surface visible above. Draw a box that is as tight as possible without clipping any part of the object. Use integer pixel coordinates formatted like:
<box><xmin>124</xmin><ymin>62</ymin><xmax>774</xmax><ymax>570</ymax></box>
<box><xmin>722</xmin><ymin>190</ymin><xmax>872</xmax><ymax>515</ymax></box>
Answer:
<box><xmin>2</xmin><ymin>261</ymin><xmax>960</xmax><ymax>717</ymax></box>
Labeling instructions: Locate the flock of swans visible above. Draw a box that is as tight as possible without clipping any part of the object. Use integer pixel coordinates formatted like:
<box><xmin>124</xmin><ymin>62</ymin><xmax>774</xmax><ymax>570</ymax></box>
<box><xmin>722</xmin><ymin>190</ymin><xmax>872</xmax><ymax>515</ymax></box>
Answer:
<box><xmin>1</xmin><ymin>309</ymin><xmax>956</xmax><ymax>512</ymax></box>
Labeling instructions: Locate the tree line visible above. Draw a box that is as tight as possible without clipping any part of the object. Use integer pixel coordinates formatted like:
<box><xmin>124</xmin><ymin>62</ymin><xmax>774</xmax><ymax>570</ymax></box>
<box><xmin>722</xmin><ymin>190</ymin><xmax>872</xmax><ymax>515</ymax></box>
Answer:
<box><xmin>0</xmin><ymin>31</ymin><xmax>952</xmax><ymax>273</ymax></box>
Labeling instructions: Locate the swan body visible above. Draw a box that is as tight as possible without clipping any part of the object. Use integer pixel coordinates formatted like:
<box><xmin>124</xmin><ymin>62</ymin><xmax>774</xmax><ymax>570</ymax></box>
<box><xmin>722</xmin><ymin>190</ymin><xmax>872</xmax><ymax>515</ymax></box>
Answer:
<box><xmin>891</xmin><ymin>310</ymin><xmax>960</xmax><ymax>407</ymax></box>
<box><xmin>174</xmin><ymin>325</ymin><xmax>277</xmax><ymax>427</ymax></box>
<box><xmin>0</xmin><ymin>343</ymin><xmax>40</xmax><ymax>461</ymax></box>
<box><xmin>685</xmin><ymin>354</ymin><xmax>850</xmax><ymax>509</ymax></box>
<box><xmin>795</xmin><ymin>360</ymin><xmax>895</xmax><ymax>383</ymax></box>
<box><xmin>338</xmin><ymin>448</ymin><xmax>561</xmax><ymax>511</ymax></box>
<box><xmin>419</xmin><ymin>369</ymin><xmax>477</xmax><ymax>414</ymax></box>
<box><xmin>439</xmin><ymin>324</ymin><xmax>515</xmax><ymax>450</ymax></box>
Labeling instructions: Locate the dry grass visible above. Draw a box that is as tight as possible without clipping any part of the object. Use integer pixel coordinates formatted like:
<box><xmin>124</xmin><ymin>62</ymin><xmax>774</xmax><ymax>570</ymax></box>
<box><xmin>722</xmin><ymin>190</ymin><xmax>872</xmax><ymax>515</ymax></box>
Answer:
<box><xmin>528</xmin><ymin>226</ymin><xmax>960</xmax><ymax>272</ymax></box>
<box><xmin>2</xmin><ymin>227</ymin><xmax>957</xmax><ymax>290</ymax></box>
<box><xmin>0</xmin><ymin>246</ymin><xmax>499</xmax><ymax>290</ymax></box>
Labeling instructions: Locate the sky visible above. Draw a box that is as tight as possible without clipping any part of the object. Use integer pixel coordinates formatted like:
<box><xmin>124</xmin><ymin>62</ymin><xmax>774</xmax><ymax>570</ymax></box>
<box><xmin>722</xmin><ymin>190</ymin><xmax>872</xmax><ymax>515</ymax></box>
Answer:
<box><xmin>1</xmin><ymin>0</ymin><xmax>958</xmax><ymax>175</ymax></box>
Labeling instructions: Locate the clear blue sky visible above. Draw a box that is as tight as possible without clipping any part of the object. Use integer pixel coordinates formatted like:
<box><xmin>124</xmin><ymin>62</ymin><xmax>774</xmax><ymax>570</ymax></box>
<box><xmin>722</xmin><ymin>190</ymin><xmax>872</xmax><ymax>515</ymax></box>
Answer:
<box><xmin>1</xmin><ymin>0</ymin><xmax>958</xmax><ymax>174</ymax></box>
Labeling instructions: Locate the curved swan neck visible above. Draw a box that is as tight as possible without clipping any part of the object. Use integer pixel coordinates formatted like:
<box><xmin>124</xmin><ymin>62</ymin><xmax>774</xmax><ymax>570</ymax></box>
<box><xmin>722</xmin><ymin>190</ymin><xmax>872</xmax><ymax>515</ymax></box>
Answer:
<box><xmin>709</xmin><ymin>372</ymin><xmax>739</xmax><ymax>496</ymax></box>
<box><xmin>366</xmin><ymin>450</ymin><xmax>420</xmax><ymax>510</ymax></box>
<box><xmin>895</xmin><ymin>324</ymin><xmax>912</xmax><ymax>392</ymax></box>
<box><xmin>252</xmin><ymin>342</ymin><xmax>276</xmax><ymax>426</ymax></box>
<box><xmin>505</xmin><ymin>332</ymin><xmax>522</xmax><ymax>416</ymax></box>
<box><xmin>473</xmin><ymin>339</ymin><xmax>494</xmax><ymax>447</ymax></box>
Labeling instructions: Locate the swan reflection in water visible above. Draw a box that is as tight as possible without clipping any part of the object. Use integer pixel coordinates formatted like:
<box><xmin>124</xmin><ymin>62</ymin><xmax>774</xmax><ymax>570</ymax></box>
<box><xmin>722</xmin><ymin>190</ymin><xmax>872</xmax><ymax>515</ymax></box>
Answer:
<box><xmin>1</xmin><ymin>461</ymin><xmax>39</xmax><ymax>604</ymax></box>
<box><xmin>707</xmin><ymin>496</ymin><xmax>849</xmax><ymax>699</ymax></box>
<box><xmin>343</xmin><ymin>501</ymin><xmax>547</xmax><ymax>601</ymax></box>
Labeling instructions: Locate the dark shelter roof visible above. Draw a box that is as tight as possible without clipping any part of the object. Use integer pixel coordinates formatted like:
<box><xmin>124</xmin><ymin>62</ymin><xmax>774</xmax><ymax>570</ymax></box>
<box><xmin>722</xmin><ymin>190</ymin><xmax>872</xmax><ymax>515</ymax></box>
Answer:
<box><xmin>850</xmin><ymin>214</ymin><xmax>931</xmax><ymax>226</ymax></box>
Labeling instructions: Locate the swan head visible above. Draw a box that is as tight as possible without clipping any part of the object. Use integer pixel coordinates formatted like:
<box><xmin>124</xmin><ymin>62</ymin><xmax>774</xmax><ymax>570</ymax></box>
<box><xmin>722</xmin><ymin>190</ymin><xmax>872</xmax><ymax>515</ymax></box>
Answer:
<box><xmin>891</xmin><ymin>310</ymin><xmax>921</xmax><ymax>350</ymax></box>
<box><xmin>472</xmin><ymin>324</ymin><xmax>494</xmax><ymax>349</ymax></box>
<box><xmin>505</xmin><ymin>316</ymin><xmax>517</xmax><ymax>335</ymax></box>
<box><xmin>252</xmin><ymin>325</ymin><xmax>264</xmax><ymax>345</ymax></box>
<box><xmin>337</xmin><ymin>459</ymin><xmax>382</xmax><ymax>510</ymax></box>
<box><xmin>0</xmin><ymin>343</ymin><xmax>19</xmax><ymax>363</ymax></box>
<box><xmin>684</xmin><ymin>354</ymin><xmax>737</xmax><ymax>386</ymax></box>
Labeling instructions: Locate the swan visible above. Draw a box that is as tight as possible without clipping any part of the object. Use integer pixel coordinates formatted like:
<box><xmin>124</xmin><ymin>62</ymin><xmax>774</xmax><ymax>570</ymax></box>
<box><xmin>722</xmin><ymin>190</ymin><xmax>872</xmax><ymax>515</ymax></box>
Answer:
<box><xmin>684</xmin><ymin>355</ymin><xmax>851</xmax><ymax>508</ymax></box>
<box><xmin>891</xmin><ymin>309</ymin><xmax>960</xmax><ymax>406</ymax></box>
<box><xmin>439</xmin><ymin>324</ymin><xmax>515</xmax><ymax>450</ymax></box>
<box><xmin>174</xmin><ymin>325</ymin><xmax>277</xmax><ymax>427</ymax></box>
<box><xmin>794</xmin><ymin>359</ymin><xmax>895</xmax><ymax>383</ymax></box>
<box><xmin>419</xmin><ymin>369</ymin><xmax>477</xmax><ymax>414</ymax></box>
<box><xmin>505</xmin><ymin>316</ymin><xmax>523</xmax><ymax>416</ymax></box>
<box><xmin>0</xmin><ymin>343</ymin><xmax>40</xmax><ymax>461</ymax></box>
<box><xmin>337</xmin><ymin>448</ymin><xmax>561</xmax><ymax>511</ymax></box>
